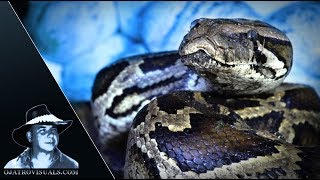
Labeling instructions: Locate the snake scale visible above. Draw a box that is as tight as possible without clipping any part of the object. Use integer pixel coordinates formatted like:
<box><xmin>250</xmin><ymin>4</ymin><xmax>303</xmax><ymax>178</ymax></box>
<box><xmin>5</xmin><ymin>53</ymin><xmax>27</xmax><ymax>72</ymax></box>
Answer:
<box><xmin>90</xmin><ymin>18</ymin><xmax>320</xmax><ymax>179</ymax></box>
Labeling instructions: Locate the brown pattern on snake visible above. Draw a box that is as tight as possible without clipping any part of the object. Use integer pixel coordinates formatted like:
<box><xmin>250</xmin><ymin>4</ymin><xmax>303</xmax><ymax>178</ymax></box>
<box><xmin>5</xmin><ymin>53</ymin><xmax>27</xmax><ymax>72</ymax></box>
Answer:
<box><xmin>90</xmin><ymin>18</ymin><xmax>320</xmax><ymax>178</ymax></box>
<box><xmin>125</xmin><ymin>84</ymin><xmax>320</xmax><ymax>178</ymax></box>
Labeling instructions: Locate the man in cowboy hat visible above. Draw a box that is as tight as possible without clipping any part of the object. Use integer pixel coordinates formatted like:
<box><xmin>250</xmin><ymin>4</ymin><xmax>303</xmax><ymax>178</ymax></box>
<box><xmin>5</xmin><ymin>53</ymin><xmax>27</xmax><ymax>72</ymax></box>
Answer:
<box><xmin>4</xmin><ymin>104</ymin><xmax>79</xmax><ymax>169</ymax></box>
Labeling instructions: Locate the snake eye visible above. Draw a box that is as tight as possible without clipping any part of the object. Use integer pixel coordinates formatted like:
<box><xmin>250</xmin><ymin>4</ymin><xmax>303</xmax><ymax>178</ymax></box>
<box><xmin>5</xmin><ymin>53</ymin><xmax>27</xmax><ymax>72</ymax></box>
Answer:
<box><xmin>247</xmin><ymin>30</ymin><xmax>258</xmax><ymax>41</ymax></box>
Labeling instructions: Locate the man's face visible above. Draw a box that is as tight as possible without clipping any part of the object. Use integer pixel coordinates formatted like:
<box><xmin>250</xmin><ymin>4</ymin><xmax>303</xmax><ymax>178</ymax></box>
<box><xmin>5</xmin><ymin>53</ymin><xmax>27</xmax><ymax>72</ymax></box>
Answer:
<box><xmin>29</xmin><ymin>124</ymin><xmax>59</xmax><ymax>152</ymax></box>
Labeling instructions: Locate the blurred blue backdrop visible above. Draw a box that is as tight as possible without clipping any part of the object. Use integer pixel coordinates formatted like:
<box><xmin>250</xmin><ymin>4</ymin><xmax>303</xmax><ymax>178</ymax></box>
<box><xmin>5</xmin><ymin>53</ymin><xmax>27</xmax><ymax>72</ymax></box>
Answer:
<box><xmin>21</xmin><ymin>1</ymin><xmax>320</xmax><ymax>101</ymax></box>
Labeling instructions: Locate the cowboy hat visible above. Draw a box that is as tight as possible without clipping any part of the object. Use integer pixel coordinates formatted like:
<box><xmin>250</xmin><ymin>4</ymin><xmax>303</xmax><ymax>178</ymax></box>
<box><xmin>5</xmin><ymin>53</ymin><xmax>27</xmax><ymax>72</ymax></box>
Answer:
<box><xmin>12</xmin><ymin>104</ymin><xmax>73</xmax><ymax>147</ymax></box>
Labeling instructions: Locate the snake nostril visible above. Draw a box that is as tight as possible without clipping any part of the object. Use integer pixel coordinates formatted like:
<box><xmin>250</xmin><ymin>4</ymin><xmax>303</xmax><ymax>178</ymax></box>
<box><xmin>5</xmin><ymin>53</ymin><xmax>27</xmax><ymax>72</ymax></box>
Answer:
<box><xmin>190</xmin><ymin>21</ymin><xmax>201</xmax><ymax>29</ymax></box>
<box><xmin>190</xmin><ymin>18</ymin><xmax>206</xmax><ymax>29</ymax></box>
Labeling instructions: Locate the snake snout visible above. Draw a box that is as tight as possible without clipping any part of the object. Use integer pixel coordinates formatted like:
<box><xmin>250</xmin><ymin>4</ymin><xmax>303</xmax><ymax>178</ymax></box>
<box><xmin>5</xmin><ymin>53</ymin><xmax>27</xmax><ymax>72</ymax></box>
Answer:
<box><xmin>180</xmin><ymin>50</ymin><xmax>214</xmax><ymax>69</ymax></box>
<box><xmin>179</xmin><ymin>36</ymin><xmax>216</xmax><ymax>57</ymax></box>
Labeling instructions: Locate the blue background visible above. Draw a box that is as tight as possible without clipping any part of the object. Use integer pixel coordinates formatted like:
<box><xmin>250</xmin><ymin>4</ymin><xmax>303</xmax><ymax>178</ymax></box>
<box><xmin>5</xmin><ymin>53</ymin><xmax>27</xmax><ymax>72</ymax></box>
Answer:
<box><xmin>21</xmin><ymin>1</ymin><xmax>320</xmax><ymax>101</ymax></box>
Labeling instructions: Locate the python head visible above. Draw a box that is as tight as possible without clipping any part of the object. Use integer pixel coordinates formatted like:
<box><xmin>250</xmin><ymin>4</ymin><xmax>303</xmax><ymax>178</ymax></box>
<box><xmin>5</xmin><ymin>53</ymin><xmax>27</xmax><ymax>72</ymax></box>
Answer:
<box><xmin>179</xmin><ymin>18</ymin><xmax>293</xmax><ymax>95</ymax></box>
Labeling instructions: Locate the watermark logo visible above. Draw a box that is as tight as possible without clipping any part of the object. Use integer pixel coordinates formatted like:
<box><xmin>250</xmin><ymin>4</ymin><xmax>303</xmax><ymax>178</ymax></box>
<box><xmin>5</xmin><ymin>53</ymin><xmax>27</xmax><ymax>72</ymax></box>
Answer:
<box><xmin>4</xmin><ymin>169</ymin><xmax>78</xmax><ymax>176</ymax></box>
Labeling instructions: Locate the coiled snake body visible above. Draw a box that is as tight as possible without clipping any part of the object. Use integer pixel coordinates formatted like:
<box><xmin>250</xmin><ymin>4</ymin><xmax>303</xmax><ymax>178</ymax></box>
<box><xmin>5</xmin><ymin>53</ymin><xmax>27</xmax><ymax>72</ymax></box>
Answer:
<box><xmin>91</xmin><ymin>18</ymin><xmax>320</xmax><ymax>178</ymax></box>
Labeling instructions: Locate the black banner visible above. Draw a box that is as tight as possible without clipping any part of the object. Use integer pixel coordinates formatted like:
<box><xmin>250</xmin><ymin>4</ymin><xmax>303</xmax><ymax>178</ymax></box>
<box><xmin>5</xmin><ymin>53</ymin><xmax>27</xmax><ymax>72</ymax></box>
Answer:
<box><xmin>0</xmin><ymin>2</ymin><xmax>114</xmax><ymax>179</ymax></box>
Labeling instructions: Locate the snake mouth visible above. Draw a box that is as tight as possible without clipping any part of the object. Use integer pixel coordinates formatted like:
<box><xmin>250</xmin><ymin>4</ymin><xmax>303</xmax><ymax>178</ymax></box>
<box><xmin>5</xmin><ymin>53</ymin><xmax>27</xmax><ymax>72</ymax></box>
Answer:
<box><xmin>181</xmin><ymin>50</ymin><xmax>236</xmax><ymax>69</ymax></box>
<box><xmin>181</xmin><ymin>50</ymin><xmax>278</xmax><ymax>80</ymax></box>
<box><xmin>181</xmin><ymin>49</ymin><xmax>262</xmax><ymax>68</ymax></box>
